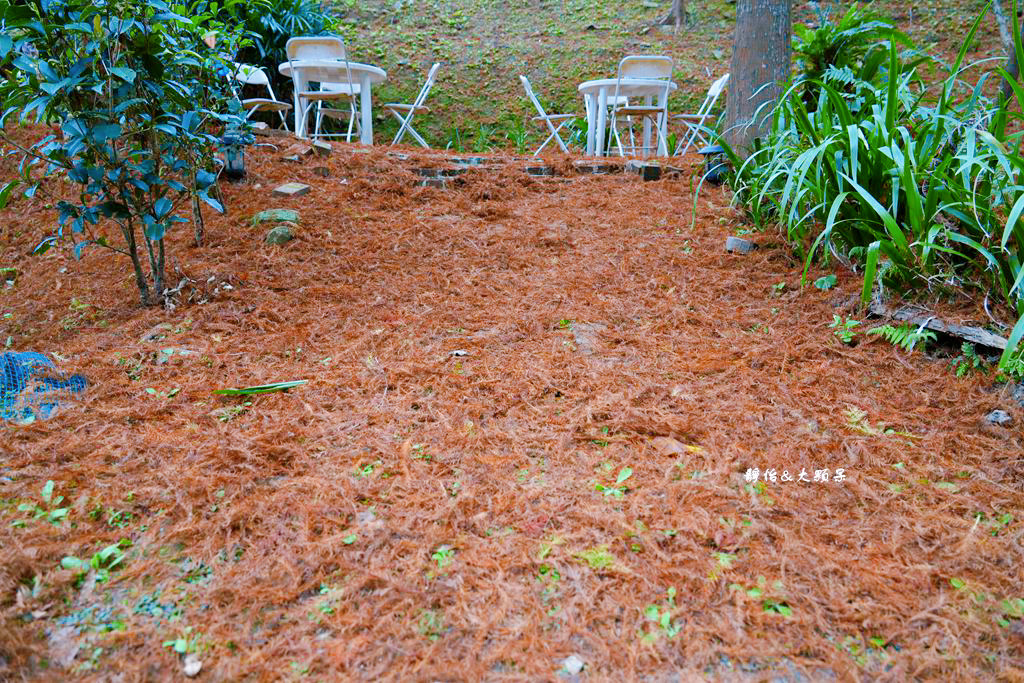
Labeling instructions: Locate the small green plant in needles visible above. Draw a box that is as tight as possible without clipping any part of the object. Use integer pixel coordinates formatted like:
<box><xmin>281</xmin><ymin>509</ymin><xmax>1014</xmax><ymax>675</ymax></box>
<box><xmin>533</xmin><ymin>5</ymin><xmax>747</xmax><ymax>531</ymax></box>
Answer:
<box><xmin>829</xmin><ymin>315</ymin><xmax>860</xmax><ymax>344</ymax></box>
<box><xmin>575</xmin><ymin>545</ymin><xmax>615</xmax><ymax>570</ymax></box>
<box><xmin>13</xmin><ymin>480</ymin><xmax>68</xmax><ymax>528</ymax></box>
<box><xmin>594</xmin><ymin>466</ymin><xmax>633</xmax><ymax>499</ymax></box>
<box><xmin>163</xmin><ymin>626</ymin><xmax>201</xmax><ymax>655</ymax></box>
<box><xmin>557</xmin><ymin>318</ymin><xmax>574</xmax><ymax>329</ymax></box>
<box><xmin>417</xmin><ymin>608</ymin><xmax>445</xmax><ymax>641</ymax></box>
<box><xmin>814</xmin><ymin>274</ymin><xmax>837</xmax><ymax>290</ymax></box>
<box><xmin>951</xmin><ymin>343</ymin><xmax>987</xmax><ymax>378</ymax></box>
<box><xmin>61</xmin><ymin>540</ymin><xmax>131</xmax><ymax>586</ymax></box>
<box><xmin>640</xmin><ymin>587</ymin><xmax>681</xmax><ymax>644</ymax></box>
<box><xmin>431</xmin><ymin>545</ymin><xmax>454</xmax><ymax>570</ymax></box>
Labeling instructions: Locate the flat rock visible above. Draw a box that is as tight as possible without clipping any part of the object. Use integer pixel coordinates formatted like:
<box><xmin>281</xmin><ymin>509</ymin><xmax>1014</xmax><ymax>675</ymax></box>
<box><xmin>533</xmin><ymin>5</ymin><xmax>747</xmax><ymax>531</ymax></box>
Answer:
<box><xmin>312</xmin><ymin>166</ymin><xmax>330</xmax><ymax>178</ymax></box>
<box><xmin>252</xmin><ymin>209</ymin><xmax>299</xmax><ymax>225</ymax></box>
<box><xmin>625</xmin><ymin>160</ymin><xmax>661</xmax><ymax>180</ymax></box>
<box><xmin>265</xmin><ymin>225</ymin><xmax>295</xmax><ymax>245</ymax></box>
<box><xmin>183</xmin><ymin>654</ymin><xmax>203</xmax><ymax>677</ymax></box>
<box><xmin>986</xmin><ymin>409</ymin><xmax>1012</xmax><ymax>426</ymax></box>
<box><xmin>272</xmin><ymin>182</ymin><xmax>311</xmax><ymax>198</ymax></box>
<box><xmin>563</xmin><ymin>654</ymin><xmax>585</xmax><ymax>675</ymax></box>
<box><xmin>725</xmin><ymin>236</ymin><xmax>757</xmax><ymax>254</ymax></box>
<box><xmin>311</xmin><ymin>140</ymin><xmax>332</xmax><ymax>157</ymax></box>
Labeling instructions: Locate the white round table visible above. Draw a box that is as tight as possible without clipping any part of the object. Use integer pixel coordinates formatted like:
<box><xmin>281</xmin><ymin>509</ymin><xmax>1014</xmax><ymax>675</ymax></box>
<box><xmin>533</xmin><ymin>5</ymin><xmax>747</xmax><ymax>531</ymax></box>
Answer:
<box><xmin>578</xmin><ymin>78</ymin><xmax>678</xmax><ymax>157</ymax></box>
<box><xmin>279</xmin><ymin>60</ymin><xmax>387</xmax><ymax>143</ymax></box>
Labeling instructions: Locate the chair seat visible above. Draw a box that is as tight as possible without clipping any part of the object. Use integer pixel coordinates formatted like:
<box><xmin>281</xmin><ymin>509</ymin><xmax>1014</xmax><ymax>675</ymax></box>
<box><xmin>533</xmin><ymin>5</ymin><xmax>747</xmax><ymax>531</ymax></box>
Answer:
<box><xmin>242</xmin><ymin>98</ymin><xmax>292</xmax><ymax>111</ymax></box>
<box><xmin>614</xmin><ymin>106</ymin><xmax>665</xmax><ymax>116</ymax></box>
<box><xmin>299</xmin><ymin>90</ymin><xmax>357</xmax><ymax>102</ymax></box>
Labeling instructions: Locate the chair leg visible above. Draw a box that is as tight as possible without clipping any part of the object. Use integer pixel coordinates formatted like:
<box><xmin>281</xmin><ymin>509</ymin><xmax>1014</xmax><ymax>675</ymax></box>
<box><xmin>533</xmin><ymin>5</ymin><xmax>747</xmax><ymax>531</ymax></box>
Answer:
<box><xmin>346</xmin><ymin>101</ymin><xmax>358</xmax><ymax>143</ymax></box>
<box><xmin>391</xmin><ymin>110</ymin><xmax>412</xmax><ymax>145</ymax></box>
<box><xmin>544</xmin><ymin>119</ymin><xmax>568</xmax><ymax>153</ymax></box>
<box><xmin>406</xmin><ymin>126</ymin><xmax>429</xmax><ymax>148</ymax></box>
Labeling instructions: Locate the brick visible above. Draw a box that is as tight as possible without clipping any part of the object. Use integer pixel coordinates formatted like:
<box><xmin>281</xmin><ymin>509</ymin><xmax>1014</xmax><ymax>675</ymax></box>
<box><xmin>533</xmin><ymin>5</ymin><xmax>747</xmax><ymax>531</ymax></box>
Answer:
<box><xmin>272</xmin><ymin>182</ymin><xmax>311</xmax><ymax>198</ymax></box>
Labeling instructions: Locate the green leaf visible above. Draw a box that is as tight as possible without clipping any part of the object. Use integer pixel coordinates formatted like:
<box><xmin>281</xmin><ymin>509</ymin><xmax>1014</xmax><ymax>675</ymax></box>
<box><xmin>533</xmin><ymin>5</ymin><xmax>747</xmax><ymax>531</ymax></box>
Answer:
<box><xmin>999</xmin><ymin>315</ymin><xmax>1024</xmax><ymax>374</ymax></box>
<box><xmin>934</xmin><ymin>482</ymin><xmax>959</xmax><ymax>492</ymax></box>
<box><xmin>950</xmin><ymin>577</ymin><xmax>966</xmax><ymax>590</ymax></box>
<box><xmin>213</xmin><ymin>380</ymin><xmax>308</xmax><ymax>395</ymax></box>
<box><xmin>615</xmin><ymin>467</ymin><xmax>633</xmax><ymax>485</ymax></box>
<box><xmin>41</xmin><ymin>480</ymin><xmax>54</xmax><ymax>504</ymax></box>
<box><xmin>61</xmin><ymin>556</ymin><xmax>84</xmax><ymax>570</ymax></box>
<box><xmin>342</xmin><ymin>534</ymin><xmax>357</xmax><ymax>544</ymax></box>
<box><xmin>814</xmin><ymin>274</ymin><xmax>837</xmax><ymax>290</ymax></box>
<box><xmin>109</xmin><ymin>67</ymin><xmax>136</xmax><ymax>83</ymax></box>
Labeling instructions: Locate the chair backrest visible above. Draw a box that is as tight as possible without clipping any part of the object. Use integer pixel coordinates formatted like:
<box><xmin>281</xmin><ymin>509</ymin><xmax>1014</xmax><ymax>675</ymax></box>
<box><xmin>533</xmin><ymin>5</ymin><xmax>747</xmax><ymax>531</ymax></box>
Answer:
<box><xmin>612</xmin><ymin>55</ymin><xmax>674</xmax><ymax>108</ymax></box>
<box><xmin>619</xmin><ymin>55</ymin><xmax>674</xmax><ymax>80</ymax></box>
<box><xmin>232</xmin><ymin>62</ymin><xmax>269</xmax><ymax>87</ymax></box>
<box><xmin>707</xmin><ymin>72</ymin><xmax>730</xmax><ymax>99</ymax></box>
<box><xmin>285</xmin><ymin>36</ymin><xmax>347</xmax><ymax>61</ymax></box>
<box><xmin>519</xmin><ymin>75</ymin><xmax>548</xmax><ymax>117</ymax></box>
<box><xmin>286</xmin><ymin>36</ymin><xmax>354</xmax><ymax>98</ymax></box>
<box><xmin>412</xmin><ymin>63</ymin><xmax>441</xmax><ymax>108</ymax></box>
<box><xmin>227</xmin><ymin>62</ymin><xmax>280</xmax><ymax>102</ymax></box>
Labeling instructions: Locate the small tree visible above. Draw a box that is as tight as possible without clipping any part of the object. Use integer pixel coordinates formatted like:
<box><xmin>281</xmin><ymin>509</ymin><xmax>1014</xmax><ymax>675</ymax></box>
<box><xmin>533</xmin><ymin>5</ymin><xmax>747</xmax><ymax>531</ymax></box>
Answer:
<box><xmin>0</xmin><ymin>0</ymin><xmax>244</xmax><ymax>306</ymax></box>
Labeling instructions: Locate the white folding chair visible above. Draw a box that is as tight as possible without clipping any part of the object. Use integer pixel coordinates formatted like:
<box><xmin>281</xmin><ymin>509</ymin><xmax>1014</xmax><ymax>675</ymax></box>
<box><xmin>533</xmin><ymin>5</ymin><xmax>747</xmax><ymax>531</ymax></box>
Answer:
<box><xmin>229</xmin><ymin>63</ymin><xmax>293</xmax><ymax>131</ymax></box>
<box><xmin>383</xmin><ymin>63</ymin><xmax>440</xmax><ymax>147</ymax></box>
<box><xmin>672</xmin><ymin>73</ymin><xmax>730</xmax><ymax>156</ymax></box>
<box><xmin>313</xmin><ymin>81</ymin><xmax>362</xmax><ymax>142</ymax></box>
<box><xmin>519</xmin><ymin>75</ymin><xmax>576</xmax><ymax>155</ymax></box>
<box><xmin>285</xmin><ymin>37</ymin><xmax>360</xmax><ymax>141</ymax></box>
<box><xmin>607</xmin><ymin>55</ymin><xmax>674</xmax><ymax>158</ymax></box>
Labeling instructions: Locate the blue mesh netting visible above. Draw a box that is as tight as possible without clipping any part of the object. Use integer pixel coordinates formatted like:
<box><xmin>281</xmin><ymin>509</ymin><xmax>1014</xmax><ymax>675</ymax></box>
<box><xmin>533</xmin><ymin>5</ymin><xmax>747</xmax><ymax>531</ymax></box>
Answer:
<box><xmin>1</xmin><ymin>352</ymin><xmax>87</xmax><ymax>423</ymax></box>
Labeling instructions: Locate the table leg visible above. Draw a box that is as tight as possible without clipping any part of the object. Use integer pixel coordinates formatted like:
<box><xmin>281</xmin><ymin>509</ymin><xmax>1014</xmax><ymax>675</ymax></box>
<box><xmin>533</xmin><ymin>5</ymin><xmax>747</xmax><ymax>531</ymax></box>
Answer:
<box><xmin>596</xmin><ymin>88</ymin><xmax>607</xmax><ymax>158</ymax></box>
<box><xmin>643</xmin><ymin>93</ymin><xmax>652</xmax><ymax>160</ymax></box>
<box><xmin>293</xmin><ymin>71</ymin><xmax>306</xmax><ymax>139</ymax></box>
<box><xmin>657</xmin><ymin>91</ymin><xmax>668</xmax><ymax>156</ymax></box>
<box><xmin>584</xmin><ymin>94</ymin><xmax>595</xmax><ymax>156</ymax></box>
<box><xmin>360</xmin><ymin>74</ymin><xmax>373</xmax><ymax>145</ymax></box>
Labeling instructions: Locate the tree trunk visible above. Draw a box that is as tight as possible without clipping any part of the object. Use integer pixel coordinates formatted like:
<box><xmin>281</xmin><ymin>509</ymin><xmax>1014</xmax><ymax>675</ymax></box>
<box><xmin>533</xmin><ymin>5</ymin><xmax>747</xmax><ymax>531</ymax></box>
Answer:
<box><xmin>999</xmin><ymin>0</ymin><xmax>1023</xmax><ymax>102</ymax></box>
<box><xmin>724</xmin><ymin>0</ymin><xmax>792</xmax><ymax>155</ymax></box>
<box><xmin>660</xmin><ymin>0</ymin><xmax>687</xmax><ymax>29</ymax></box>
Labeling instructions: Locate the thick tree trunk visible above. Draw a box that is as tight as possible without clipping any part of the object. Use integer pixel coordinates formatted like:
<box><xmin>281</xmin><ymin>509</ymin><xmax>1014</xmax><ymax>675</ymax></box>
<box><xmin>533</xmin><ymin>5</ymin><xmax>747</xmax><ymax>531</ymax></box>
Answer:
<box><xmin>660</xmin><ymin>0</ymin><xmax>687</xmax><ymax>29</ymax></box>
<box><xmin>724</xmin><ymin>0</ymin><xmax>792</xmax><ymax>155</ymax></box>
<box><xmin>999</xmin><ymin>0</ymin><xmax>1023</xmax><ymax>102</ymax></box>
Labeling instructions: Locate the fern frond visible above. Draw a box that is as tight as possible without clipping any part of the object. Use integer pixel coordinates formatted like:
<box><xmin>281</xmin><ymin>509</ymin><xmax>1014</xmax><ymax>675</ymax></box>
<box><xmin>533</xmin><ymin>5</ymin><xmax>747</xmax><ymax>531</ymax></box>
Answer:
<box><xmin>868</xmin><ymin>323</ymin><xmax>937</xmax><ymax>352</ymax></box>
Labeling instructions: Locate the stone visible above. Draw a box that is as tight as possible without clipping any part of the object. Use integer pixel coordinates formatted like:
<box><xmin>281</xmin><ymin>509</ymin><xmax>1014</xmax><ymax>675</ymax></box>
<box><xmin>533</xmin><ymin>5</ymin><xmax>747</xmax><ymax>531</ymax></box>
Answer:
<box><xmin>282</xmin><ymin>154</ymin><xmax>301</xmax><ymax>163</ymax></box>
<box><xmin>986</xmin><ymin>410</ymin><xmax>1012</xmax><ymax>427</ymax></box>
<box><xmin>311</xmin><ymin>140</ymin><xmax>332</xmax><ymax>157</ymax></box>
<box><xmin>1014</xmin><ymin>383</ymin><xmax>1024</xmax><ymax>408</ymax></box>
<box><xmin>418</xmin><ymin>177</ymin><xmax>448</xmax><ymax>189</ymax></box>
<box><xmin>272</xmin><ymin>182</ymin><xmax>311</xmax><ymax>198</ymax></box>
<box><xmin>265</xmin><ymin>225</ymin><xmax>295</xmax><ymax>245</ymax></box>
<box><xmin>183</xmin><ymin>654</ymin><xmax>203</xmax><ymax>677</ymax></box>
<box><xmin>252</xmin><ymin>209</ymin><xmax>299</xmax><ymax>225</ymax></box>
<box><xmin>625</xmin><ymin>160</ymin><xmax>661</xmax><ymax>180</ymax></box>
<box><xmin>725</xmin><ymin>236</ymin><xmax>757</xmax><ymax>254</ymax></box>
<box><xmin>563</xmin><ymin>655</ymin><xmax>585</xmax><ymax>675</ymax></box>
<box><xmin>526</xmin><ymin>166</ymin><xmax>554</xmax><ymax>176</ymax></box>
<box><xmin>312</xmin><ymin>166</ymin><xmax>330</xmax><ymax>178</ymax></box>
